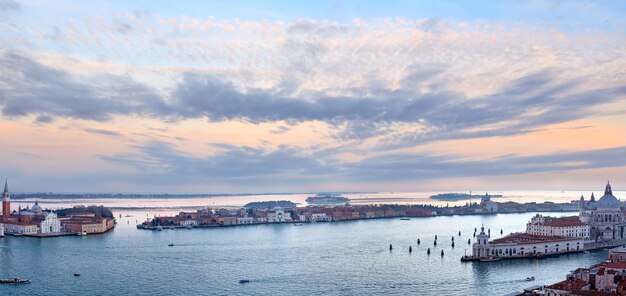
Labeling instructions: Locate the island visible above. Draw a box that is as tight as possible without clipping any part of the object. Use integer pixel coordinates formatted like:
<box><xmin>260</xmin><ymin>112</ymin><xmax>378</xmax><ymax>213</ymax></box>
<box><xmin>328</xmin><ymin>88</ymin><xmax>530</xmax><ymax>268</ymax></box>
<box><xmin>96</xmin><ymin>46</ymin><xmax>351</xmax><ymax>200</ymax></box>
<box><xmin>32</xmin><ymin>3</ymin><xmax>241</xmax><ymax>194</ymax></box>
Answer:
<box><xmin>430</xmin><ymin>193</ymin><xmax>503</xmax><ymax>201</ymax></box>
<box><xmin>244</xmin><ymin>200</ymin><xmax>297</xmax><ymax>209</ymax></box>
<box><xmin>306</xmin><ymin>193</ymin><xmax>350</xmax><ymax>205</ymax></box>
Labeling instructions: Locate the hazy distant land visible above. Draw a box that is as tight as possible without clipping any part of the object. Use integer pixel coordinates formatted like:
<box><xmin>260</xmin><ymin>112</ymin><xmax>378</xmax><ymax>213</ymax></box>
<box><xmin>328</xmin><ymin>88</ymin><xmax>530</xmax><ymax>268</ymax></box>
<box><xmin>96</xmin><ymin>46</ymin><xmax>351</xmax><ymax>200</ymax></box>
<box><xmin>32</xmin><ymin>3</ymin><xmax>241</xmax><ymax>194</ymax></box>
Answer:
<box><xmin>10</xmin><ymin>192</ymin><xmax>375</xmax><ymax>200</ymax></box>
<box><xmin>429</xmin><ymin>193</ymin><xmax>504</xmax><ymax>201</ymax></box>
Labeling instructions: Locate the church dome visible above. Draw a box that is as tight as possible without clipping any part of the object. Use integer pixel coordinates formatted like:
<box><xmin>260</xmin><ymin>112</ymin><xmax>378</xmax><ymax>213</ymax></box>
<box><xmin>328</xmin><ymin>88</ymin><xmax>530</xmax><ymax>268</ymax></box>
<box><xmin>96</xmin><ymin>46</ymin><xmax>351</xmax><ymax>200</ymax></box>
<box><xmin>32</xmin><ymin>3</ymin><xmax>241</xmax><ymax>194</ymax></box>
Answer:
<box><xmin>31</xmin><ymin>201</ymin><xmax>42</xmax><ymax>213</ymax></box>
<box><xmin>597</xmin><ymin>182</ymin><xmax>620</xmax><ymax>209</ymax></box>
<box><xmin>598</xmin><ymin>194</ymin><xmax>620</xmax><ymax>208</ymax></box>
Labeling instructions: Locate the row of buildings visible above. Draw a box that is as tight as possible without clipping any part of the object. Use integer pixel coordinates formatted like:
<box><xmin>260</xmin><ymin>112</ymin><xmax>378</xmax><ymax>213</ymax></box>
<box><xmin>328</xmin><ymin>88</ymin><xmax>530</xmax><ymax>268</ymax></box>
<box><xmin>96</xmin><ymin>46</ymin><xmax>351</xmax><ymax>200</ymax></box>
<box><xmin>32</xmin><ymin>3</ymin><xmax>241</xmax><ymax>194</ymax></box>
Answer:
<box><xmin>0</xmin><ymin>180</ymin><xmax>115</xmax><ymax>236</ymax></box>
<box><xmin>140</xmin><ymin>204</ymin><xmax>436</xmax><ymax>228</ymax></box>
<box><xmin>469</xmin><ymin>182</ymin><xmax>624</xmax><ymax>260</ymax></box>
<box><xmin>524</xmin><ymin>246</ymin><xmax>626</xmax><ymax>295</ymax></box>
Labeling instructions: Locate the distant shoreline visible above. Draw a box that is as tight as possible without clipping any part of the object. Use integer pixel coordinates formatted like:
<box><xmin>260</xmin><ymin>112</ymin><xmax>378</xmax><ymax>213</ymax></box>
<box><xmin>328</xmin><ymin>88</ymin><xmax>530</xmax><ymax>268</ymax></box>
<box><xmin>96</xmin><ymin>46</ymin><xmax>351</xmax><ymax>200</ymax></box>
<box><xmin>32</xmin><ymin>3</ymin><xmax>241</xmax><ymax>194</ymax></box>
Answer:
<box><xmin>429</xmin><ymin>193</ymin><xmax>504</xmax><ymax>201</ymax></box>
<box><xmin>10</xmin><ymin>192</ymin><xmax>378</xmax><ymax>200</ymax></box>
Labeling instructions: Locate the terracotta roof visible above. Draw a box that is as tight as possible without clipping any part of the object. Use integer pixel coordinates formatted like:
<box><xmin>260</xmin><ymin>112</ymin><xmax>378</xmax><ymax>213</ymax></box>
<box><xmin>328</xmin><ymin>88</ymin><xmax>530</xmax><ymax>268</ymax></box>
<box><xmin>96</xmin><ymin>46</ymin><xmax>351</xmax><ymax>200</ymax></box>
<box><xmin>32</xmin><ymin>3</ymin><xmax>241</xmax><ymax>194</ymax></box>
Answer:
<box><xmin>2</xmin><ymin>221</ymin><xmax>37</xmax><ymax>226</ymax></box>
<box><xmin>490</xmin><ymin>233</ymin><xmax>582</xmax><ymax>245</ymax></box>
<box><xmin>535</xmin><ymin>216</ymin><xmax>587</xmax><ymax>227</ymax></box>
<box><xmin>597</xmin><ymin>262</ymin><xmax>626</xmax><ymax>269</ymax></box>
<box><xmin>546</xmin><ymin>279</ymin><xmax>587</xmax><ymax>292</ymax></box>
<box><xmin>542</xmin><ymin>220</ymin><xmax>588</xmax><ymax>227</ymax></box>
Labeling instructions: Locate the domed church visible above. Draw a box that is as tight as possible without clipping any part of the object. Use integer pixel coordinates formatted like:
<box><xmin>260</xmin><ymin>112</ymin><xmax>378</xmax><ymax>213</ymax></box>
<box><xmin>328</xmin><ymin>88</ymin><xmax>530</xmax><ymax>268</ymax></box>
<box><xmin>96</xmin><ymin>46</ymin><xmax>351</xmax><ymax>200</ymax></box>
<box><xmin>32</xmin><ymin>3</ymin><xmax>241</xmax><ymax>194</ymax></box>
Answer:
<box><xmin>579</xmin><ymin>182</ymin><xmax>625</xmax><ymax>241</ymax></box>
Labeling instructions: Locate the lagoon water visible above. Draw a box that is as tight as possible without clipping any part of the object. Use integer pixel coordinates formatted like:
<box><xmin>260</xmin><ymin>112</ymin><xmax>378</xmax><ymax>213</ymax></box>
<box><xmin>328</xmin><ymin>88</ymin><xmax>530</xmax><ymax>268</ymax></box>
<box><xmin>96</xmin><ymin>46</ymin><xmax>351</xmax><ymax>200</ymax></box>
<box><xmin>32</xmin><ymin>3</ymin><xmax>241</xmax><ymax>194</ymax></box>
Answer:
<box><xmin>0</xmin><ymin>210</ymin><xmax>610</xmax><ymax>296</ymax></box>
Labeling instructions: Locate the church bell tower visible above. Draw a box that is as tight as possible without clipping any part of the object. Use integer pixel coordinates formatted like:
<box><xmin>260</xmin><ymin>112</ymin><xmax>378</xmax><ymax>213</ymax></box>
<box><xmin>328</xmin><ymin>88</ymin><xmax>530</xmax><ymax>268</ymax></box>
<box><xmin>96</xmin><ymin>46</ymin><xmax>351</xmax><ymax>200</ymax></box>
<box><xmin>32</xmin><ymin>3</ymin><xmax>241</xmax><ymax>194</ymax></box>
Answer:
<box><xmin>2</xmin><ymin>179</ymin><xmax>10</xmax><ymax>222</ymax></box>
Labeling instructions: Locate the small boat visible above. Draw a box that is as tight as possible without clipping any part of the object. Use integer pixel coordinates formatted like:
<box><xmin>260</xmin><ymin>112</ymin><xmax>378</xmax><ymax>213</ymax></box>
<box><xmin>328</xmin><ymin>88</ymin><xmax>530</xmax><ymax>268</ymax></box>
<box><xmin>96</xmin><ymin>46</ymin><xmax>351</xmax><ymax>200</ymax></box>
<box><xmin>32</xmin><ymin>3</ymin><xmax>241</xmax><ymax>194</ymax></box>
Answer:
<box><xmin>239</xmin><ymin>279</ymin><xmax>250</xmax><ymax>284</ymax></box>
<box><xmin>399</xmin><ymin>218</ymin><xmax>410</xmax><ymax>221</ymax></box>
<box><xmin>479</xmin><ymin>257</ymin><xmax>502</xmax><ymax>262</ymax></box>
<box><xmin>583</xmin><ymin>251</ymin><xmax>591</xmax><ymax>254</ymax></box>
<box><xmin>168</xmin><ymin>243</ymin><xmax>174</xmax><ymax>247</ymax></box>
<box><xmin>74</xmin><ymin>273</ymin><xmax>81</xmax><ymax>277</ymax></box>
<box><xmin>294</xmin><ymin>223</ymin><xmax>303</xmax><ymax>226</ymax></box>
<box><xmin>0</xmin><ymin>278</ymin><xmax>30</xmax><ymax>284</ymax></box>
<box><xmin>169</xmin><ymin>226</ymin><xmax>175</xmax><ymax>230</ymax></box>
<box><xmin>186</xmin><ymin>225</ymin><xmax>192</xmax><ymax>229</ymax></box>
<box><xmin>525</xmin><ymin>276</ymin><xmax>535</xmax><ymax>281</ymax></box>
<box><xmin>460</xmin><ymin>256</ymin><xmax>474</xmax><ymax>262</ymax></box>
<box><xmin>156</xmin><ymin>225</ymin><xmax>163</xmax><ymax>231</ymax></box>
<box><xmin>125</xmin><ymin>214</ymin><xmax>133</xmax><ymax>217</ymax></box>
<box><xmin>77</xmin><ymin>232</ymin><xmax>87</xmax><ymax>236</ymax></box>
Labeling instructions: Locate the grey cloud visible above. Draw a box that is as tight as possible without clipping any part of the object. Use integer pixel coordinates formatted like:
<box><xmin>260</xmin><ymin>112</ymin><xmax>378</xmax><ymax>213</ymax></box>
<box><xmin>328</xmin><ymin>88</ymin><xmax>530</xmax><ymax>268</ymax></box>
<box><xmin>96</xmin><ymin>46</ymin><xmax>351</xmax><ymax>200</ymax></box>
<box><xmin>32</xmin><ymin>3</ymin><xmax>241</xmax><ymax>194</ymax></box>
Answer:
<box><xmin>115</xmin><ymin>22</ymin><xmax>133</xmax><ymax>34</ymax></box>
<box><xmin>35</xmin><ymin>115</ymin><xmax>53</xmax><ymax>124</ymax></box>
<box><xmin>0</xmin><ymin>0</ymin><xmax>20</xmax><ymax>12</ymax></box>
<box><xmin>270</xmin><ymin>125</ymin><xmax>290</xmax><ymax>134</ymax></box>
<box><xmin>0</xmin><ymin>52</ymin><xmax>169</xmax><ymax>121</ymax></box>
<box><xmin>345</xmin><ymin>146</ymin><xmax>626</xmax><ymax>182</ymax></box>
<box><xmin>101</xmin><ymin>141</ymin><xmax>335</xmax><ymax>183</ymax></box>
<box><xmin>100</xmin><ymin>139</ymin><xmax>626</xmax><ymax>186</ymax></box>
<box><xmin>2</xmin><ymin>51</ymin><xmax>626</xmax><ymax>149</ymax></box>
<box><xmin>82</xmin><ymin>128</ymin><xmax>123</xmax><ymax>137</ymax></box>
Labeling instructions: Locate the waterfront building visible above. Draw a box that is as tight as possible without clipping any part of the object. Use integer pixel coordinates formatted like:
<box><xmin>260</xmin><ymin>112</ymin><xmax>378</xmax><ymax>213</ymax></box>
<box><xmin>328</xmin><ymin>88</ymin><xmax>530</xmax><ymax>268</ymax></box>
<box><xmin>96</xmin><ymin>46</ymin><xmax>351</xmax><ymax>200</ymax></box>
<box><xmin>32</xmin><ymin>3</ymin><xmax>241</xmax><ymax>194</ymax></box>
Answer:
<box><xmin>610</xmin><ymin>246</ymin><xmax>626</xmax><ymax>262</ymax></box>
<box><xmin>526</xmin><ymin>214</ymin><xmax>590</xmax><ymax>240</ymax></box>
<box><xmin>0</xmin><ymin>180</ymin><xmax>62</xmax><ymax>235</ymax></box>
<box><xmin>236</xmin><ymin>217</ymin><xmax>254</xmax><ymax>224</ymax></box>
<box><xmin>267</xmin><ymin>206</ymin><xmax>292</xmax><ymax>223</ymax></box>
<box><xmin>217</xmin><ymin>216</ymin><xmax>238</xmax><ymax>225</ymax></box>
<box><xmin>3</xmin><ymin>222</ymin><xmax>38</xmax><ymax>234</ymax></box>
<box><xmin>579</xmin><ymin>182</ymin><xmax>626</xmax><ymax>241</ymax></box>
<box><xmin>479</xmin><ymin>193</ymin><xmax>498</xmax><ymax>213</ymax></box>
<box><xmin>16</xmin><ymin>202</ymin><xmax>62</xmax><ymax>233</ymax></box>
<box><xmin>311</xmin><ymin>212</ymin><xmax>331</xmax><ymax>222</ymax></box>
<box><xmin>61</xmin><ymin>213</ymin><xmax>115</xmax><ymax>234</ymax></box>
<box><xmin>471</xmin><ymin>225</ymin><xmax>584</xmax><ymax>259</ymax></box>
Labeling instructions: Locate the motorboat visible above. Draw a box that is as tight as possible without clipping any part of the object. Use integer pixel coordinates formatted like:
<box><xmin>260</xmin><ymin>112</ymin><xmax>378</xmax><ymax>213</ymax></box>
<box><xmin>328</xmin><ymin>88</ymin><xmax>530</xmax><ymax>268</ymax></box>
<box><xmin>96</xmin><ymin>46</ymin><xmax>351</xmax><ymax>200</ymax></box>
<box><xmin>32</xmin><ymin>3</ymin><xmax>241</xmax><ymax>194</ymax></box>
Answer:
<box><xmin>525</xmin><ymin>276</ymin><xmax>535</xmax><ymax>281</ymax></box>
<box><xmin>186</xmin><ymin>225</ymin><xmax>193</xmax><ymax>229</ymax></box>
<box><xmin>479</xmin><ymin>257</ymin><xmax>502</xmax><ymax>262</ymax></box>
<box><xmin>400</xmin><ymin>218</ymin><xmax>411</xmax><ymax>221</ymax></box>
<box><xmin>169</xmin><ymin>226</ymin><xmax>175</xmax><ymax>230</ymax></box>
<box><xmin>74</xmin><ymin>273</ymin><xmax>81</xmax><ymax>277</ymax></box>
<box><xmin>239</xmin><ymin>280</ymin><xmax>250</xmax><ymax>284</ymax></box>
<box><xmin>0</xmin><ymin>278</ymin><xmax>30</xmax><ymax>284</ymax></box>
<box><xmin>168</xmin><ymin>243</ymin><xmax>174</xmax><ymax>247</ymax></box>
<box><xmin>156</xmin><ymin>225</ymin><xmax>163</xmax><ymax>231</ymax></box>
<box><xmin>583</xmin><ymin>251</ymin><xmax>591</xmax><ymax>254</ymax></box>
<box><xmin>294</xmin><ymin>223</ymin><xmax>303</xmax><ymax>226</ymax></box>
<box><xmin>77</xmin><ymin>232</ymin><xmax>87</xmax><ymax>236</ymax></box>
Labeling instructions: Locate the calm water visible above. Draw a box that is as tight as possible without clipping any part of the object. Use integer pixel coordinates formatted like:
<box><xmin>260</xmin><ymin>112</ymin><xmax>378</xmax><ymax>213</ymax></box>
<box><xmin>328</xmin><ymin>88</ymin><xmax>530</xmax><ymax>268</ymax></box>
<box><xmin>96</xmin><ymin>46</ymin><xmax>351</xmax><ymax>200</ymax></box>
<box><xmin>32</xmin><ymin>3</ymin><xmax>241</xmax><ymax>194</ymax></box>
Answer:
<box><xmin>0</xmin><ymin>210</ymin><xmax>610</xmax><ymax>296</ymax></box>
<box><xmin>13</xmin><ymin>190</ymin><xmax>626</xmax><ymax>212</ymax></box>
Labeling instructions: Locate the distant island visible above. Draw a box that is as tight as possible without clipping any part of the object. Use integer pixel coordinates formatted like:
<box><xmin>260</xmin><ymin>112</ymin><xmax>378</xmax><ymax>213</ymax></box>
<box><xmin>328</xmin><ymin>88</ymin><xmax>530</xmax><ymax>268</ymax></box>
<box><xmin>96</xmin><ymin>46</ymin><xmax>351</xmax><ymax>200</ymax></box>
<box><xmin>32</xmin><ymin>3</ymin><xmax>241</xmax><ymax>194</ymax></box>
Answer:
<box><xmin>57</xmin><ymin>205</ymin><xmax>114</xmax><ymax>219</ymax></box>
<box><xmin>9</xmin><ymin>192</ymin><xmax>375</xmax><ymax>200</ymax></box>
<box><xmin>429</xmin><ymin>193</ymin><xmax>503</xmax><ymax>201</ymax></box>
<box><xmin>244</xmin><ymin>200</ymin><xmax>297</xmax><ymax>209</ymax></box>
<box><xmin>306</xmin><ymin>194</ymin><xmax>350</xmax><ymax>205</ymax></box>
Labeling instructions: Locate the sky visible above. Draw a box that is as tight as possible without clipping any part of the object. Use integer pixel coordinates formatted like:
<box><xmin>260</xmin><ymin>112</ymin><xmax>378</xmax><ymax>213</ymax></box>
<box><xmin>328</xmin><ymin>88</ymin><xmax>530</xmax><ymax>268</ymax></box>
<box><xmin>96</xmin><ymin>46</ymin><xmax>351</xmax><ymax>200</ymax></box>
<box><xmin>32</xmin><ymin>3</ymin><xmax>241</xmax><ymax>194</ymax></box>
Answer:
<box><xmin>1</xmin><ymin>0</ymin><xmax>626</xmax><ymax>193</ymax></box>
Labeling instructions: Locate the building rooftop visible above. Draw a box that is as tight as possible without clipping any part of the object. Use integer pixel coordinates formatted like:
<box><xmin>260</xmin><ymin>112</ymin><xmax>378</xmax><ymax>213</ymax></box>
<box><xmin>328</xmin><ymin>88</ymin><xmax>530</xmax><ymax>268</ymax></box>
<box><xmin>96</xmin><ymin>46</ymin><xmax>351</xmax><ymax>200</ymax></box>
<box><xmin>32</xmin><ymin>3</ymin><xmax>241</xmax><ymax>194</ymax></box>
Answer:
<box><xmin>490</xmin><ymin>233</ymin><xmax>582</xmax><ymax>245</ymax></box>
<box><xmin>609</xmin><ymin>245</ymin><xmax>626</xmax><ymax>254</ymax></box>
<box><xmin>545</xmin><ymin>279</ymin><xmax>587</xmax><ymax>292</ymax></box>
<box><xmin>542</xmin><ymin>218</ymin><xmax>587</xmax><ymax>227</ymax></box>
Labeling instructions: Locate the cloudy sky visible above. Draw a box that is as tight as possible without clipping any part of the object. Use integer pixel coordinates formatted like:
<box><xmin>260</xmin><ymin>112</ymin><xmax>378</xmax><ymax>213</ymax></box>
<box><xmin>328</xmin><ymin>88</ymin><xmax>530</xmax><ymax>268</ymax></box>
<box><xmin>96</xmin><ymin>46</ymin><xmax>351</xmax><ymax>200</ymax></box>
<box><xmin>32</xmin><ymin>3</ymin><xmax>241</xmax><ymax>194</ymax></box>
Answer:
<box><xmin>1</xmin><ymin>0</ymin><xmax>626</xmax><ymax>193</ymax></box>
